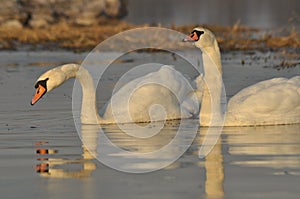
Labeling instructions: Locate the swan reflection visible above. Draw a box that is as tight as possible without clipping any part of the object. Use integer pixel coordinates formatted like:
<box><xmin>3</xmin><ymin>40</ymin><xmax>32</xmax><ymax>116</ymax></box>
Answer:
<box><xmin>198</xmin><ymin>124</ymin><xmax>300</xmax><ymax>199</ymax></box>
<box><xmin>35</xmin><ymin>127</ymin><xmax>98</xmax><ymax>178</ymax></box>
<box><xmin>78</xmin><ymin>120</ymin><xmax>198</xmax><ymax>173</ymax></box>
<box><xmin>197</xmin><ymin>128</ymin><xmax>224</xmax><ymax>199</ymax></box>
<box><xmin>35</xmin><ymin>121</ymin><xmax>300</xmax><ymax>199</ymax></box>
<box><xmin>35</xmin><ymin>145</ymin><xmax>97</xmax><ymax>178</ymax></box>
<box><xmin>224</xmin><ymin>124</ymin><xmax>300</xmax><ymax>169</ymax></box>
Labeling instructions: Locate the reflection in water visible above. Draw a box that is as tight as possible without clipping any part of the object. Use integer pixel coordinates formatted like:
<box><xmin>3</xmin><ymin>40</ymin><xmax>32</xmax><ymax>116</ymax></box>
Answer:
<box><xmin>86</xmin><ymin>123</ymin><xmax>225</xmax><ymax>198</ymax></box>
<box><xmin>79</xmin><ymin>120</ymin><xmax>198</xmax><ymax>172</ymax></box>
<box><xmin>198</xmin><ymin>128</ymin><xmax>224</xmax><ymax>199</ymax></box>
<box><xmin>205</xmin><ymin>140</ymin><xmax>224</xmax><ymax>199</ymax></box>
<box><xmin>35</xmin><ymin>147</ymin><xmax>96</xmax><ymax>178</ymax></box>
<box><xmin>224</xmin><ymin>125</ymin><xmax>300</xmax><ymax>169</ymax></box>
<box><xmin>35</xmin><ymin>127</ymin><xmax>98</xmax><ymax>178</ymax></box>
<box><xmin>35</xmin><ymin>120</ymin><xmax>300</xmax><ymax>198</ymax></box>
<box><xmin>36</xmin><ymin>121</ymin><xmax>225</xmax><ymax>199</ymax></box>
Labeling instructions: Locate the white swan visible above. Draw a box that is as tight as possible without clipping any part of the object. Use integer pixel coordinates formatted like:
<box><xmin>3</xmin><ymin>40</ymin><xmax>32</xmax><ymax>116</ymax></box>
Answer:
<box><xmin>183</xmin><ymin>27</ymin><xmax>300</xmax><ymax>126</ymax></box>
<box><xmin>31</xmin><ymin>64</ymin><xmax>202</xmax><ymax>124</ymax></box>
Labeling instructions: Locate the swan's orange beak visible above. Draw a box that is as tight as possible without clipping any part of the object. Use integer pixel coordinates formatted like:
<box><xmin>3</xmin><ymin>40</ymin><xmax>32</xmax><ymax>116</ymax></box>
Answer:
<box><xmin>31</xmin><ymin>84</ymin><xmax>47</xmax><ymax>105</ymax></box>
<box><xmin>182</xmin><ymin>32</ymin><xmax>198</xmax><ymax>42</ymax></box>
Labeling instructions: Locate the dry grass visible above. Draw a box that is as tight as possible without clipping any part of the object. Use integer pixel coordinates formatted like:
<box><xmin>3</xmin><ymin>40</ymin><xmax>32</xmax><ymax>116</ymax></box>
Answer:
<box><xmin>0</xmin><ymin>21</ymin><xmax>299</xmax><ymax>51</ymax></box>
<box><xmin>176</xmin><ymin>23</ymin><xmax>300</xmax><ymax>51</ymax></box>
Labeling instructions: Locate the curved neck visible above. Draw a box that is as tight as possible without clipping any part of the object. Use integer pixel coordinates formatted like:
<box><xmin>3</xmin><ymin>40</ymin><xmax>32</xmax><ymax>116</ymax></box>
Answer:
<box><xmin>60</xmin><ymin>64</ymin><xmax>101</xmax><ymax>124</ymax></box>
<box><xmin>75</xmin><ymin>66</ymin><xmax>102</xmax><ymax>124</ymax></box>
<box><xmin>199</xmin><ymin>44</ymin><xmax>223</xmax><ymax>126</ymax></box>
<box><xmin>202</xmin><ymin>40</ymin><xmax>222</xmax><ymax>74</ymax></box>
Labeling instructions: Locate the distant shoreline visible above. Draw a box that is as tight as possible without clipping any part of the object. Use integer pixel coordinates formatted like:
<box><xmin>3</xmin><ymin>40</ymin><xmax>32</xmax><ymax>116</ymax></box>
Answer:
<box><xmin>0</xmin><ymin>21</ymin><xmax>299</xmax><ymax>51</ymax></box>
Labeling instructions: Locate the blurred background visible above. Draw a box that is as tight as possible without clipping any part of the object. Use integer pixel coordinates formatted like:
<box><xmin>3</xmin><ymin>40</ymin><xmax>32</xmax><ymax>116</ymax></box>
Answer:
<box><xmin>125</xmin><ymin>0</ymin><xmax>300</xmax><ymax>29</ymax></box>
<box><xmin>0</xmin><ymin>0</ymin><xmax>299</xmax><ymax>29</ymax></box>
<box><xmin>0</xmin><ymin>0</ymin><xmax>299</xmax><ymax>50</ymax></box>
<box><xmin>126</xmin><ymin>0</ymin><xmax>300</xmax><ymax>29</ymax></box>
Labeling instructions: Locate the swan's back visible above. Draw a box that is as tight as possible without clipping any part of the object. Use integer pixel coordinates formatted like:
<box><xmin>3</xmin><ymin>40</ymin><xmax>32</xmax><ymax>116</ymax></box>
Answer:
<box><xmin>102</xmin><ymin>65</ymin><xmax>200</xmax><ymax>123</ymax></box>
<box><xmin>226</xmin><ymin>76</ymin><xmax>300</xmax><ymax>126</ymax></box>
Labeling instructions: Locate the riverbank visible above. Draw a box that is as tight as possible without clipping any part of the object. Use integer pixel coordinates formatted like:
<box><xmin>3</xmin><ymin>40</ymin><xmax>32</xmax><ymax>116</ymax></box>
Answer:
<box><xmin>0</xmin><ymin>21</ymin><xmax>299</xmax><ymax>51</ymax></box>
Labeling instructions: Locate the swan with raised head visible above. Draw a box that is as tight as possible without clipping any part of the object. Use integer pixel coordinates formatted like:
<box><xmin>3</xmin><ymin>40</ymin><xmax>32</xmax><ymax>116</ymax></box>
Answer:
<box><xmin>31</xmin><ymin>64</ymin><xmax>202</xmax><ymax>124</ymax></box>
<box><xmin>183</xmin><ymin>27</ymin><xmax>300</xmax><ymax>126</ymax></box>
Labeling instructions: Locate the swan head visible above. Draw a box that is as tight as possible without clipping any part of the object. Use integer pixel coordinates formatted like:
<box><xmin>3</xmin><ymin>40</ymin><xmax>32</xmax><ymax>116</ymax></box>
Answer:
<box><xmin>183</xmin><ymin>27</ymin><xmax>218</xmax><ymax>51</ymax></box>
<box><xmin>31</xmin><ymin>65</ymin><xmax>72</xmax><ymax>105</ymax></box>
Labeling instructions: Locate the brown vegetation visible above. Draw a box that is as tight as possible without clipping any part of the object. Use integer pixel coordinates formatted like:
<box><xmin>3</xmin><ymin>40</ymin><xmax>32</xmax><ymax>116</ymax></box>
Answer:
<box><xmin>0</xmin><ymin>21</ymin><xmax>299</xmax><ymax>51</ymax></box>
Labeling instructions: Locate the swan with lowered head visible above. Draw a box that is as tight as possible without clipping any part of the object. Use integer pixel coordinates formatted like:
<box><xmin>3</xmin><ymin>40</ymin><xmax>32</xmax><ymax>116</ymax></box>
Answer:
<box><xmin>31</xmin><ymin>64</ymin><xmax>202</xmax><ymax>124</ymax></box>
<box><xmin>183</xmin><ymin>27</ymin><xmax>300</xmax><ymax>126</ymax></box>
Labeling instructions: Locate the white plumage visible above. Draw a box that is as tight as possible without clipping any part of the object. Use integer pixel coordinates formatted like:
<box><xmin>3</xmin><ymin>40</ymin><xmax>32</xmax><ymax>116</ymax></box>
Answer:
<box><xmin>185</xmin><ymin>27</ymin><xmax>300</xmax><ymax>126</ymax></box>
<box><xmin>31</xmin><ymin>64</ymin><xmax>202</xmax><ymax>124</ymax></box>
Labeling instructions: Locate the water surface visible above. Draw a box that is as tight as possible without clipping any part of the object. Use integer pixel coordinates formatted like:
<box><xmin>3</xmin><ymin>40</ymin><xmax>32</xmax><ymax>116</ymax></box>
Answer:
<box><xmin>0</xmin><ymin>50</ymin><xmax>299</xmax><ymax>199</ymax></box>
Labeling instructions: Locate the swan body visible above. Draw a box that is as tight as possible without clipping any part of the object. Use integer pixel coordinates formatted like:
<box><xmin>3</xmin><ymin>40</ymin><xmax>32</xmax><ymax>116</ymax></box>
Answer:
<box><xmin>184</xmin><ymin>27</ymin><xmax>300</xmax><ymax>126</ymax></box>
<box><xmin>226</xmin><ymin>76</ymin><xmax>300</xmax><ymax>126</ymax></box>
<box><xmin>103</xmin><ymin>65</ymin><xmax>202</xmax><ymax>123</ymax></box>
<box><xmin>31</xmin><ymin>64</ymin><xmax>202</xmax><ymax>124</ymax></box>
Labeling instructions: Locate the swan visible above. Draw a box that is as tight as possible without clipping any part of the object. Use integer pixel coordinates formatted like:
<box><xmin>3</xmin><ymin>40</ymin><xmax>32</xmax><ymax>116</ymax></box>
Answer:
<box><xmin>31</xmin><ymin>63</ymin><xmax>202</xmax><ymax>124</ymax></box>
<box><xmin>183</xmin><ymin>27</ymin><xmax>300</xmax><ymax>126</ymax></box>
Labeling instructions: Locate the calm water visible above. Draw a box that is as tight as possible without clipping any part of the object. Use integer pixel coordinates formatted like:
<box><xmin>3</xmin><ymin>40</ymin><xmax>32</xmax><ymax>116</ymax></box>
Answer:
<box><xmin>0</xmin><ymin>50</ymin><xmax>300</xmax><ymax>199</ymax></box>
<box><xmin>125</xmin><ymin>0</ymin><xmax>300</xmax><ymax>29</ymax></box>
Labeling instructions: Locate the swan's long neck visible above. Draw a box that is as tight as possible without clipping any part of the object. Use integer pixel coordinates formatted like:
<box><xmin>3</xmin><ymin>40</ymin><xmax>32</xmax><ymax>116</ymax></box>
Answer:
<box><xmin>199</xmin><ymin>42</ymin><xmax>224</xmax><ymax>126</ymax></box>
<box><xmin>58</xmin><ymin>64</ymin><xmax>101</xmax><ymax>124</ymax></box>
<box><xmin>75</xmin><ymin>66</ymin><xmax>102</xmax><ymax>124</ymax></box>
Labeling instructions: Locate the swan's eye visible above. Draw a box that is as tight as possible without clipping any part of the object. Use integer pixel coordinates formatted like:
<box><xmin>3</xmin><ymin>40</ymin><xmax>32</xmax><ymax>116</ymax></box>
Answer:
<box><xmin>188</xmin><ymin>32</ymin><xmax>199</xmax><ymax>41</ymax></box>
<box><xmin>34</xmin><ymin>78</ymin><xmax>49</xmax><ymax>89</ymax></box>
<box><xmin>190</xmin><ymin>30</ymin><xmax>204</xmax><ymax>41</ymax></box>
